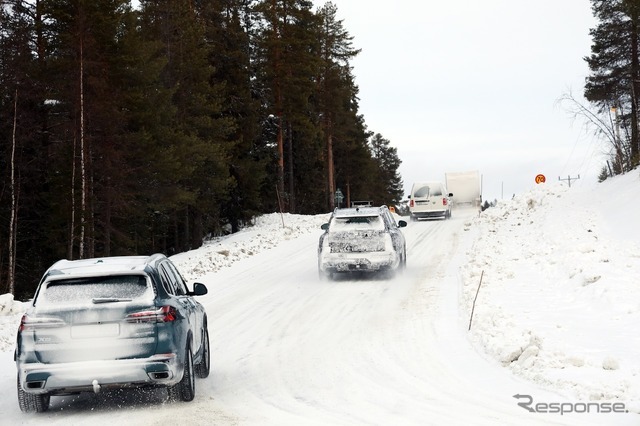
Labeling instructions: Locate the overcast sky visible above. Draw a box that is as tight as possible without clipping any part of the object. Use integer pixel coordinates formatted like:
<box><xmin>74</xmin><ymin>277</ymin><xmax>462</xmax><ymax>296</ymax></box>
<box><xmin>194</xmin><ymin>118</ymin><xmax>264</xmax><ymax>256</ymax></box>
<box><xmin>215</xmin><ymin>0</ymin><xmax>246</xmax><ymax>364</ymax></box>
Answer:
<box><xmin>313</xmin><ymin>0</ymin><xmax>600</xmax><ymax>202</ymax></box>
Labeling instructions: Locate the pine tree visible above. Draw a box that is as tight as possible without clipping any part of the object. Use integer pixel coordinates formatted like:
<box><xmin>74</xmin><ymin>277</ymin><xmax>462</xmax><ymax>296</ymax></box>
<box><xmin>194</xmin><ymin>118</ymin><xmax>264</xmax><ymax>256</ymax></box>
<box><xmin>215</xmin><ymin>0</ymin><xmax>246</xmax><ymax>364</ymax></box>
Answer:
<box><xmin>40</xmin><ymin>0</ymin><xmax>168</xmax><ymax>258</ymax></box>
<box><xmin>368</xmin><ymin>133</ymin><xmax>404</xmax><ymax>205</ymax></box>
<box><xmin>139</xmin><ymin>0</ymin><xmax>233</xmax><ymax>251</ymax></box>
<box><xmin>315</xmin><ymin>1</ymin><xmax>360</xmax><ymax>210</ymax></box>
<box><xmin>197</xmin><ymin>0</ymin><xmax>268</xmax><ymax>232</ymax></box>
<box><xmin>585</xmin><ymin>0</ymin><xmax>640</xmax><ymax>169</ymax></box>
<box><xmin>331</xmin><ymin>78</ymin><xmax>374</xmax><ymax>208</ymax></box>
<box><xmin>254</xmin><ymin>0</ymin><xmax>320</xmax><ymax>213</ymax></box>
<box><xmin>0</xmin><ymin>0</ymin><xmax>56</xmax><ymax>296</ymax></box>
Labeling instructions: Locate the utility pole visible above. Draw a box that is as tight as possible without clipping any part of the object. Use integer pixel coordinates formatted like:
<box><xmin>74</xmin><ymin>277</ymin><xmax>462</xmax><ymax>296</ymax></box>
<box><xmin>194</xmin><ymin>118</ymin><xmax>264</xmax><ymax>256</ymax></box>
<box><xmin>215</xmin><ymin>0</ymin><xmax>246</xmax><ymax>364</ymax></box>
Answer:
<box><xmin>558</xmin><ymin>175</ymin><xmax>580</xmax><ymax>188</ymax></box>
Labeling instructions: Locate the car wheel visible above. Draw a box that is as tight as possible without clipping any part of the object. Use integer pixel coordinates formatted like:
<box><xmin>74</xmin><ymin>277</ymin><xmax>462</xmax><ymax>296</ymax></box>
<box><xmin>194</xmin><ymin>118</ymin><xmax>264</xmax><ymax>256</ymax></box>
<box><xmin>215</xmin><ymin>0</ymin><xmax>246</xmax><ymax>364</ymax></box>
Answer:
<box><xmin>323</xmin><ymin>272</ymin><xmax>334</xmax><ymax>281</ymax></box>
<box><xmin>395</xmin><ymin>249</ymin><xmax>406</xmax><ymax>274</ymax></box>
<box><xmin>17</xmin><ymin>375</ymin><xmax>50</xmax><ymax>413</ymax></box>
<box><xmin>168</xmin><ymin>345</ymin><xmax>195</xmax><ymax>402</ymax></box>
<box><xmin>318</xmin><ymin>266</ymin><xmax>333</xmax><ymax>281</ymax></box>
<box><xmin>194</xmin><ymin>325</ymin><xmax>210</xmax><ymax>379</ymax></box>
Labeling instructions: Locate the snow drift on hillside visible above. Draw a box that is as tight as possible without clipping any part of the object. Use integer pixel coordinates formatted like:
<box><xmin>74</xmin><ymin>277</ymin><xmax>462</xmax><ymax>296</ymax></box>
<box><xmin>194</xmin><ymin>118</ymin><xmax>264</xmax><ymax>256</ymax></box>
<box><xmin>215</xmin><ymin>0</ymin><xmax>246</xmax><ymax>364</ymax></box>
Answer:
<box><xmin>462</xmin><ymin>171</ymin><xmax>640</xmax><ymax>413</ymax></box>
<box><xmin>171</xmin><ymin>212</ymin><xmax>330</xmax><ymax>281</ymax></box>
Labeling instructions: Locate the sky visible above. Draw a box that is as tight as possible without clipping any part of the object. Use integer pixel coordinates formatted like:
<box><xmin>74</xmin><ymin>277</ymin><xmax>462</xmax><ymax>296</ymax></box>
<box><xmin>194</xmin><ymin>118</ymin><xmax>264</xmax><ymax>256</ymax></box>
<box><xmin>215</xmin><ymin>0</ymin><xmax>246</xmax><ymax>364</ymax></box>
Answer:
<box><xmin>313</xmin><ymin>0</ymin><xmax>601</xmax><ymax>202</ymax></box>
<box><xmin>2</xmin><ymin>172</ymin><xmax>639</xmax><ymax>423</ymax></box>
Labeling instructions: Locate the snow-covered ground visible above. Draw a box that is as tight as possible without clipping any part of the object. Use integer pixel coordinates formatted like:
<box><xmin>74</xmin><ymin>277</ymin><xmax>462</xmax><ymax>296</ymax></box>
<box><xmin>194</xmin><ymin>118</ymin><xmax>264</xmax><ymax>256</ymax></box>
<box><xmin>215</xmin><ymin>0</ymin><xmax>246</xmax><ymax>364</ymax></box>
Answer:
<box><xmin>0</xmin><ymin>170</ymin><xmax>639</xmax><ymax>425</ymax></box>
<box><xmin>462</xmin><ymin>173</ymin><xmax>640</xmax><ymax>411</ymax></box>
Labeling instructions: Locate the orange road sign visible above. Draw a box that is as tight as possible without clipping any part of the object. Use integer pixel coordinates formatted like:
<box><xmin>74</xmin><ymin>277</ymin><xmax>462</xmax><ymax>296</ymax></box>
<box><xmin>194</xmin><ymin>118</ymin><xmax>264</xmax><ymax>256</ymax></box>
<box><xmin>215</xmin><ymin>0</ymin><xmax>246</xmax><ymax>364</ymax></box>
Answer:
<box><xmin>535</xmin><ymin>174</ymin><xmax>546</xmax><ymax>184</ymax></box>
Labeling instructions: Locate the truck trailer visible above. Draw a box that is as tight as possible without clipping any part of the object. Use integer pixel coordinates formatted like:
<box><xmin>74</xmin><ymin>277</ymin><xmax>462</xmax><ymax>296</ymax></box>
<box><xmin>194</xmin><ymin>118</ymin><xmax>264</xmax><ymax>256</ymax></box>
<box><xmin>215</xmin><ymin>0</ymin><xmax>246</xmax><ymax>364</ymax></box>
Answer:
<box><xmin>445</xmin><ymin>170</ymin><xmax>481</xmax><ymax>208</ymax></box>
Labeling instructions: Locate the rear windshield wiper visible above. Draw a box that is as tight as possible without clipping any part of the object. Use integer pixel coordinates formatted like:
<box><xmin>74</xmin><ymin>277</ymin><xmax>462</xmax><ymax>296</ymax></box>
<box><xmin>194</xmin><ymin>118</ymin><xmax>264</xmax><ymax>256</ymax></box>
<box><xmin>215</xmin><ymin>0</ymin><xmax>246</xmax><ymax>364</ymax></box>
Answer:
<box><xmin>91</xmin><ymin>297</ymin><xmax>132</xmax><ymax>304</ymax></box>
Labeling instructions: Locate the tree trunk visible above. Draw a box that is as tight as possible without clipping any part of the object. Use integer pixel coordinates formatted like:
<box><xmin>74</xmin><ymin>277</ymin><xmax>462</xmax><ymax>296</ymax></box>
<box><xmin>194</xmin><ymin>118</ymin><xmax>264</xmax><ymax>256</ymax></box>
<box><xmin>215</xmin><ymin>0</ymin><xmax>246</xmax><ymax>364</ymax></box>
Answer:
<box><xmin>69</xmin><ymin>136</ymin><xmax>77</xmax><ymax>259</ymax></box>
<box><xmin>79</xmin><ymin>37</ymin><xmax>87</xmax><ymax>259</ymax></box>
<box><xmin>327</xmin><ymin>116</ymin><xmax>335</xmax><ymax>210</ymax></box>
<box><xmin>271</xmin><ymin>0</ymin><xmax>286</xmax><ymax>211</ymax></box>
<box><xmin>631</xmin><ymin>8</ymin><xmax>640</xmax><ymax>164</ymax></box>
<box><xmin>277</xmin><ymin>112</ymin><xmax>285</xmax><ymax>209</ymax></box>
<box><xmin>287</xmin><ymin>120</ymin><xmax>295</xmax><ymax>213</ymax></box>
<box><xmin>8</xmin><ymin>89</ymin><xmax>19</xmax><ymax>295</ymax></box>
<box><xmin>104</xmin><ymin>184</ymin><xmax>112</xmax><ymax>256</ymax></box>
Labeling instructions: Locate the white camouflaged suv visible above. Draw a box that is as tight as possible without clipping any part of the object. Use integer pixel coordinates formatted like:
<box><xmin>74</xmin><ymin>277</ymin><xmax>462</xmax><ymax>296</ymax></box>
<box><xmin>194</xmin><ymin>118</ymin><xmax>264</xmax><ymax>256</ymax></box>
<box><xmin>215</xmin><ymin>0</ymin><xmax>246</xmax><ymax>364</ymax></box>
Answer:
<box><xmin>318</xmin><ymin>205</ymin><xmax>407</xmax><ymax>279</ymax></box>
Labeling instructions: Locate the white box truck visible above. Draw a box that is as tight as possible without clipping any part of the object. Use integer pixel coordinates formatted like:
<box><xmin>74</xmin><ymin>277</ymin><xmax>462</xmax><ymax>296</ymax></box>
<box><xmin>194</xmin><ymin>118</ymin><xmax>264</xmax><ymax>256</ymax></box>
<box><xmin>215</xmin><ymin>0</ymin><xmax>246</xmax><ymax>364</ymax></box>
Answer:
<box><xmin>445</xmin><ymin>170</ymin><xmax>481</xmax><ymax>208</ymax></box>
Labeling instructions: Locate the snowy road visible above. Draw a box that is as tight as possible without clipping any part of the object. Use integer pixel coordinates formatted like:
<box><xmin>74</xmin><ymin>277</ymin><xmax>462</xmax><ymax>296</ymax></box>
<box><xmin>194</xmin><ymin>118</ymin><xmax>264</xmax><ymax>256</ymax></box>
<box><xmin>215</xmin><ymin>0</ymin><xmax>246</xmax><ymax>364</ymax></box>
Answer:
<box><xmin>0</xmin><ymin>208</ymin><xmax>626</xmax><ymax>425</ymax></box>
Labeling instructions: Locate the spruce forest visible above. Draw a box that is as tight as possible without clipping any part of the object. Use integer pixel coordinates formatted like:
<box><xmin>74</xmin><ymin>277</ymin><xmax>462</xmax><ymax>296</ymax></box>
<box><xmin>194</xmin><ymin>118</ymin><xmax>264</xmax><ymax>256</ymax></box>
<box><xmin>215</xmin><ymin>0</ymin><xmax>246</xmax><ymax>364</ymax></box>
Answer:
<box><xmin>0</xmin><ymin>0</ymin><xmax>404</xmax><ymax>298</ymax></box>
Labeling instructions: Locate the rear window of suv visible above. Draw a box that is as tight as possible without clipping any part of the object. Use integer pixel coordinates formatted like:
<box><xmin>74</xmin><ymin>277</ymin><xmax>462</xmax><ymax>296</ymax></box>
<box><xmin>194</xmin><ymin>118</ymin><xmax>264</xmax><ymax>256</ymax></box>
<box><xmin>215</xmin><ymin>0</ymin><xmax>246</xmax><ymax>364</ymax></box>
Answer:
<box><xmin>36</xmin><ymin>275</ymin><xmax>153</xmax><ymax>307</ymax></box>
<box><xmin>330</xmin><ymin>215</ymin><xmax>385</xmax><ymax>231</ymax></box>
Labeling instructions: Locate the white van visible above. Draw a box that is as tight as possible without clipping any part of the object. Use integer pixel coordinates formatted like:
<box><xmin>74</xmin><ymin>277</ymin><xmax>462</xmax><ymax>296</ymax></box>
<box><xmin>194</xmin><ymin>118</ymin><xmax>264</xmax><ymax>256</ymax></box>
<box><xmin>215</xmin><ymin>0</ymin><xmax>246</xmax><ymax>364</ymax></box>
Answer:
<box><xmin>408</xmin><ymin>182</ymin><xmax>453</xmax><ymax>220</ymax></box>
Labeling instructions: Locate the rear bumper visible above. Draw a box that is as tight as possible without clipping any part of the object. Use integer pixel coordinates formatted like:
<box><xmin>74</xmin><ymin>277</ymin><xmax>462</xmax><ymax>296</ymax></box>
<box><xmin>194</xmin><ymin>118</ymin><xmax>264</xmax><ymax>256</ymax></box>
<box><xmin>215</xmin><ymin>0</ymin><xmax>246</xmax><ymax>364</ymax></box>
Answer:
<box><xmin>411</xmin><ymin>209</ymin><xmax>448</xmax><ymax>218</ymax></box>
<box><xmin>319</xmin><ymin>251</ymin><xmax>399</xmax><ymax>273</ymax></box>
<box><xmin>17</xmin><ymin>354</ymin><xmax>181</xmax><ymax>395</ymax></box>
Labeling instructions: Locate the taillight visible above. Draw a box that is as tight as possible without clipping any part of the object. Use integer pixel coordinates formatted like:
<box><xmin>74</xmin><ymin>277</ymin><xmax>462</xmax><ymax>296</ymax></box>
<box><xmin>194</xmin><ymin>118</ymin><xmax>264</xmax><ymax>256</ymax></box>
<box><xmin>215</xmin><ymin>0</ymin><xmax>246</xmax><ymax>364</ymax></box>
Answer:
<box><xmin>126</xmin><ymin>306</ymin><xmax>178</xmax><ymax>323</ymax></box>
<box><xmin>442</xmin><ymin>197</ymin><xmax>448</xmax><ymax>206</ymax></box>
<box><xmin>409</xmin><ymin>199</ymin><xmax>415</xmax><ymax>207</ymax></box>
<box><xmin>19</xmin><ymin>314</ymin><xmax>65</xmax><ymax>332</ymax></box>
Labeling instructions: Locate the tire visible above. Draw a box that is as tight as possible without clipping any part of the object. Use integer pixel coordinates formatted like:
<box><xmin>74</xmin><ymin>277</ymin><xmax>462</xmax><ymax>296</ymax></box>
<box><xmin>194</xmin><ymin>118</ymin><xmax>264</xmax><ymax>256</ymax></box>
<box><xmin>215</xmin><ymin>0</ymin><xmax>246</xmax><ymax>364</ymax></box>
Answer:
<box><xmin>17</xmin><ymin>375</ymin><xmax>50</xmax><ymax>413</ymax></box>
<box><xmin>318</xmin><ymin>266</ymin><xmax>333</xmax><ymax>281</ymax></box>
<box><xmin>194</xmin><ymin>326</ymin><xmax>210</xmax><ymax>379</ymax></box>
<box><xmin>167</xmin><ymin>346</ymin><xmax>195</xmax><ymax>402</ymax></box>
<box><xmin>395</xmin><ymin>249</ymin><xmax>406</xmax><ymax>275</ymax></box>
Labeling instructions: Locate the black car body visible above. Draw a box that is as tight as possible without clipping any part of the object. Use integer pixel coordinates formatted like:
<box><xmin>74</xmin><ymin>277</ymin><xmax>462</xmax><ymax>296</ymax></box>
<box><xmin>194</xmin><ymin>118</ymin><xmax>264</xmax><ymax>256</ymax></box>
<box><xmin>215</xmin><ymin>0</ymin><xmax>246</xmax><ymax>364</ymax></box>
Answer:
<box><xmin>15</xmin><ymin>254</ymin><xmax>210</xmax><ymax>412</ymax></box>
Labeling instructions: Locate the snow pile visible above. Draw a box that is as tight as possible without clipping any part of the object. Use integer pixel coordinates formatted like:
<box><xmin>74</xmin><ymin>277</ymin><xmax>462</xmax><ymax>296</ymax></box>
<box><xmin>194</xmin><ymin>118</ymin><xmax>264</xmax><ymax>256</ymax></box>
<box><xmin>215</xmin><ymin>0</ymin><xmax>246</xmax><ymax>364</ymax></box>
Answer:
<box><xmin>171</xmin><ymin>212</ymin><xmax>329</xmax><ymax>281</ymax></box>
<box><xmin>0</xmin><ymin>294</ymin><xmax>24</xmax><ymax>353</ymax></box>
<box><xmin>463</xmin><ymin>174</ymin><xmax>640</xmax><ymax>408</ymax></box>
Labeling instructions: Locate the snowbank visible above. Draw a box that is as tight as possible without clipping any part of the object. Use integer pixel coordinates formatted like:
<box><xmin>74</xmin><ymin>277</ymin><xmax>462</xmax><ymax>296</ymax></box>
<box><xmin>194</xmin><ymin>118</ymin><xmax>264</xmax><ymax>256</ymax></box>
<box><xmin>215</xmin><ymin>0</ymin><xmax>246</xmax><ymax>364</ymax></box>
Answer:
<box><xmin>462</xmin><ymin>173</ymin><xmax>640</xmax><ymax>411</ymax></box>
<box><xmin>171</xmin><ymin>212</ymin><xmax>330</xmax><ymax>281</ymax></box>
<box><xmin>0</xmin><ymin>294</ymin><xmax>24</xmax><ymax>353</ymax></box>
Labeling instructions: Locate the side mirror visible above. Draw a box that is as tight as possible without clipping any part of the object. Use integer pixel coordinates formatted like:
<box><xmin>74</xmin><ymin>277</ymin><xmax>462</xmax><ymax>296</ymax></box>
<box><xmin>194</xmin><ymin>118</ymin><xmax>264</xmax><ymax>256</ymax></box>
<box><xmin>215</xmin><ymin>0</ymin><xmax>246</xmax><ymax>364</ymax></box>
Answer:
<box><xmin>397</xmin><ymin>220</ymin><xmax>407</xmax><ymax>228</ymax></box>
<box><xmin>321</xmin><ymin>223</ymin><xmax>329</xmax><ymax>230</ymax></box>
<box><xmin>191</xmin><ymin>282</ymin><xmax>208</xmax><ymax>296</ymax></box>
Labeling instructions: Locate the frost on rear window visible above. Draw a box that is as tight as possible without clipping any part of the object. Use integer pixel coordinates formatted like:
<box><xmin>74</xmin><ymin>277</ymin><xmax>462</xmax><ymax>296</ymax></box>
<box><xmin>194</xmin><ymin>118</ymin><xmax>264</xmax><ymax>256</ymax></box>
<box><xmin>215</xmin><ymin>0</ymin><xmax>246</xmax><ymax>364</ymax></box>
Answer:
<box><xmin>37</xmin><ymin>275</ymin><xmax>153</xmax><ymax>307</ymax></box>
<box><xmin>330</xmin><ymin>215</ymin><xmax>384</xmax><ymax>231</ymax></box>
<box><xmin>414</xmin><ymin>185</ymin><xmax>442</xmax><ymax>197</ymax></box>
<box><xmin>414</xmin><ymin>186</ymin><xmax>430</xmax><ymax>197</ymax></box>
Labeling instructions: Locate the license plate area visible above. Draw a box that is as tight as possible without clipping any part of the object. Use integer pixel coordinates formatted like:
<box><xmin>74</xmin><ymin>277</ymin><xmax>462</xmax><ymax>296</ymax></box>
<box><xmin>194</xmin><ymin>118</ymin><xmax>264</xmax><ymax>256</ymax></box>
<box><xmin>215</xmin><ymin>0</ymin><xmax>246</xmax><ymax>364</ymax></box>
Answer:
<box><xmin>71</xmin><ymin>323</ymin><xmax>120</xmax><ymax>339</ymax></box>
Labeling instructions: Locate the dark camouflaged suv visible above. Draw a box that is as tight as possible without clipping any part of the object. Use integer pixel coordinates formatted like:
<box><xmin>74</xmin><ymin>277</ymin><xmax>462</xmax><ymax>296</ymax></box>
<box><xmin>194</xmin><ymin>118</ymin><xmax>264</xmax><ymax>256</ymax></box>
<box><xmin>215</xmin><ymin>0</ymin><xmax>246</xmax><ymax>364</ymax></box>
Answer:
<box><xmin>15</xmin><ymin>254</ymin><xmax>210</xmax><ymax>412</ymax></box>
